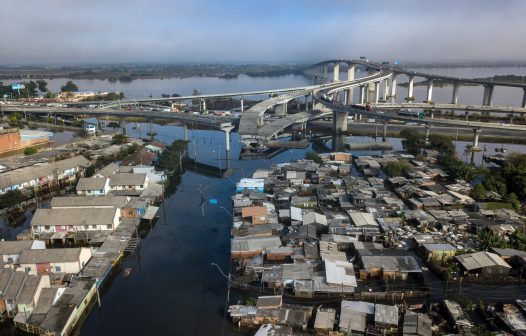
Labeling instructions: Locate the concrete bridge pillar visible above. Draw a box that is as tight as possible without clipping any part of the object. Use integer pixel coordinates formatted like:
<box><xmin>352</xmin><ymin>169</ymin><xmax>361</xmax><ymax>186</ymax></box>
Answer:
<box><xmin>305</xmin><ymin>95</ymin><xmax>310</xmax><ymax>111</ymax></box>
<box><xmin>346</xmin><ymin>88</ymin><xmax>353</xmax><ymax>105</ymax></box>
<box><xmin>359</xmin><ymin>85</ymin><xmax>366</xmax><ymax>104</ymax></box>
<box><xmin>472</xmin><ymin>128</ymin><xmax>481</xmax><ymax>149</ymax></box>
<box><xmin>465</xmin><ymin>111</ymin><xmax>469</xmax><ymax>121</ymax></box>
<box><xmin>322</xmin><ymin>65</ymin><xmax>328</xmax><ymax>81</ymax></box>
<box><xmin>374</xmin><ymin>82</ymin><xmax>380</xmax><ymax>103</ymax></box>
<box><xmin>383</xmin><ymin>78</ymin><xmax>390</xmax><ymax>101</ymax></box>
<box><xmin>240</xmin><ymin>97</ymin><xmax>244</xmax><ymax>112</ymax></box>
<box><xmin>482</xmin><ymin>85</ymin><xmax>494</xmax><ymax>106</ymax></box>
<box><xmin>382</xmin><ymin>120</ymin><xmax>388</xmax><ymax>142</ymax></box>
<box><xmin>200</xmin><ymin>99</ymin><xmax>206</xmax><ymax>112</ymax></box>
<box><xmin>522</xmin><ymin>88</ymin><xmax>526</xmax><ymax>108</ymax></box>
<box><xmin>424</xmin><ymin>124</ymin><xmax>431</xmax><ymax>144</ymax></box>
<box><xmin>347</xmin><ymin>64</ymin><xmax>356</xmax><ymax>81</ymax></box>
<box><xmin>183</xmin><ymin>124</ymin><xmax>188</xmax><ymax>142</ymax></box>
<box><xmin>222</xmin><ymin>125</ymin><xmax>234</xmax><ymax>153</ymax></box>
<box><xmin>333</xmin><ymin>63</ymin><xmax>340</xmax><ymax>81</ymax></box>
<box><xmin>257</xmin><ymin>115</ymin><xmax>264</xmax><ymax>127</ymax></box>
<box><xmin>452</xmin><ymin>82</ymin><xmax>460</xmax><ymax>104</ymax></box>
<box><xmin>119</xmin><ymin>118</ymin><xmax>126</xmax><ymax>135</ymax></box>
<box><xmin>333</xmin><ymin>111</ymin><xmax>348</xmax><ymax>134</ymax></box>
<box><xmin>426</xmin><ymin>79</ymin><xmax>434</xmax><ymax>102</ymax></box>
<box><xmin>275</xmin><ymin>103</ymin><xmax>288</xmax><ymax>116</ymax></box>
<box><xmin>390</xmin><ymin>75</ymin><xmax>397</xmax><ymax>99</ymax></box>
<box><xmin>407</xmin><ymin>76</ymin><xmax>415</xmax><ymax>102</ymax></box>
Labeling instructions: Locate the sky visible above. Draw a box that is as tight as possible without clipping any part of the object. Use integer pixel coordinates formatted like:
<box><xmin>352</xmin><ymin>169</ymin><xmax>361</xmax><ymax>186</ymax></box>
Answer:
<box><xmin>1</xmin><ymin>0</ymin><xmax>524</xmax><ymax>65</ymax></box>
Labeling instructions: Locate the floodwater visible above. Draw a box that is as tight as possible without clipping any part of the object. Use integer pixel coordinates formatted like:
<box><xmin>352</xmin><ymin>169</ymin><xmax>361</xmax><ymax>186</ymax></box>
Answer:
<box><xmin>2</xmin><ymin>68</ymin><xmax>526</xmax><ymax>335</ymax></box>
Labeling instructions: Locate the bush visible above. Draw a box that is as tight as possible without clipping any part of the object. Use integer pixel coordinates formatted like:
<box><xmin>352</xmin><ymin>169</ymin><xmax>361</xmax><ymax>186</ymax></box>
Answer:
<box><xmin>23</xmin><ymin>147</ymin><xmax>37</xmax><ymax>155</ymax></box>
<box><xmin>305</xmin><ymin>150</ymin><xmax>323</xmax><ymax>164</ymax></box>
<box><xmin>383</xmin><ymin>160</ymin><xmax>412</xmax><ymax>177</ymax></box>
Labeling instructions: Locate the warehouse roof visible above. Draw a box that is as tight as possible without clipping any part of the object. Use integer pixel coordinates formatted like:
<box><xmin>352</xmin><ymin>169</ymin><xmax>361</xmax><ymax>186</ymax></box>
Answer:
<box><xmin>50</xmin><ymin>196</ymin><xmax>129</xmax><ymax>208</ymax></box>
<box><xmin>31</xmin><ymin>208</ymin><xmax>117</xmax><ymax>227</ymax></box>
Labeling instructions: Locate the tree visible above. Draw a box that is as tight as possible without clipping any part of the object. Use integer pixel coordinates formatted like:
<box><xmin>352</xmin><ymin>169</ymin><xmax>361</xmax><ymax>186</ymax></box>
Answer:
<box><xmin>85</xmin><ymin>165</ymin><xmax>96</xmax><ymax>177</ymax></box>
<box><xmin>44</xmin><ymin>92</ymin><xmax>56</xmax><ymax>99</ymax></box>
<box><xmin>111</xmin><ymin>134</ymin><xmax>127</xmax><ymax>145</ymax></box>
<box><xmin>61</xmin><ymin>80</ymin><xmax>79</xmax><ymax>92</ymax></box>
<box><xmin>383</xmin><ymin>160</ymin><xmax>412</xmax><ymax>177</ymax></box>
<box><xmin>305</xmin><ymin>150</ymin><xmax>323</xmax><ymax>164</ymax></box>
<box><xmin>484</xmin><ymin>174</ymin><xmax>507</xmax><ymax>196</ymax></box>
<box><xmin>471</xmin><ymin>183</ymin><xmax>486</xmax><ymax>201</ymax></box>
<box><xmin>400</xmin><ymin>129</ymin><xmax>422</xmax><ymax>155</ymax></box>
<box><xmin>24</xmin><ymin>81</ymin><xmax>38</xmax><ymax>97</ymax></box>
<box><xmin>506</xmin><ymin>192</ymin><xmax>521</xmax><ymax>212</ymax></box>
<box><xmin>428</xmin><ymin>134</ymin><xmax>455</xmax><ymax>156</ymax></box>
<box><xmin>0</xmin><ymin>190</ymin><xmax>23</xmax><ymax>209</ymax></box>
<box><xmin>36</xmin><ymin>80</ymin><xmax>48</xmax><ymax>92</ymax></box>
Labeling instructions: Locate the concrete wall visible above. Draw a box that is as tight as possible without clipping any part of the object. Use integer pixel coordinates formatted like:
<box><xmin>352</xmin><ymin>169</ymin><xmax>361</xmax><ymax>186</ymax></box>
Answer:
<box><xmin>0</xmin><ymin>129</ymin><xmax>21</xmax><ymax>153</ymax></box>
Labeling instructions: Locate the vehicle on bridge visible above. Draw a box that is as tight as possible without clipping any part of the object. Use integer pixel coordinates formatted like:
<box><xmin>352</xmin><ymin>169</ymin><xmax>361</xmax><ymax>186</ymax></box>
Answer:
<box><xmin>398</xmin><ymin>109</ymin><xmax>425</xmax><ymax>119</ymax></box>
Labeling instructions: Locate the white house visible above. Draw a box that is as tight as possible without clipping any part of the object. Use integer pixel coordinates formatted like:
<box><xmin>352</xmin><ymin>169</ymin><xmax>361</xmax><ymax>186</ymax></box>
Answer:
<box><xmin>109</xmin><ymin>173</ymin><xmax>148</xmax><ymax>191</ymax></box>
<box><xmin>31</xmin><ymin>207</ymin><xmax>121</xmax><ymax>236</ymax></box>
<box><xmin>0</xmin><ymin>240</ymin><xmax>46</xmax><ymax>265</ymax></box>
<box><xmin>19</xmin><ymin>248</ymin><xmax>92</xmax><ymax>274</ymax></box>
<box><xmin>119</xmin><ymin>166</ymin><xmax>166</xmax><ymax>184</ymax></box>
<box><xmin>76</xmin><ymin>177</ymin><xmax>110</xmax><ymax>196</ymax></box>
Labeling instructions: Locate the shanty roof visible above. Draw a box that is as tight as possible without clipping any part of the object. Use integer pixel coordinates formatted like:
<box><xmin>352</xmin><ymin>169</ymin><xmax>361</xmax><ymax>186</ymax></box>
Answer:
<box><xmin>241</xmin><ymin>206</ymin><xmax>268</xmax><ymax>218</ymax></box>
<box><xmin>314</xmin><ymin>308</ymin><xmax>336</xmax><ymax>330</ymax></box>
<box><xmin>348</xmin><ymin>212</ymin><xmax>378</xmax><ymax>227</ymax></box>
<box><xmin>403</xmin><ymin>313</ymin><xmax>432</xmax><ymax>336</ymax></box>
<box><xmin>19</xmin><ymin>248</ymin><xmax>86</xmax><ymax>264</ymax></box>
<box><xmin>375</xmin><ymin>303</ymin><xmax>399</xmax><ymax>326</ymax></box>
<box><xmin>109</xmin><ymin>173</ymin><xmax>147</xmax><ymax>186</ymax></box>
<box><xmin>76</xmin><ymin>177</ymin><xmax>108</xmax><ymax>191</ymax></box>
<box><xmin>231</xmin><ymin>236</ymin><xmax>281</xmax><ymax>253</ymax></box>
<box><xmin>361</xmin><ymin>255</ymin><xmax>421</xmax><ymax>273</ymax></box>
<box><xmin>422</xmin><ymin>243</ymin><xmax>456</xmax><ymax>252</ymax></box>
<box><xmin>31</xmin><ymin>208</ymin><xmax>117</xmax><ymax>227</ymax></box>
<box><xmin>325</xmin><ymin>260</ymin><xmax>357</xmax><ymax>287</ymax></box>
<box><xmin>456</xmin><ymin>251</ymin><xmax>511</xmax><ymax>271</ymax></box>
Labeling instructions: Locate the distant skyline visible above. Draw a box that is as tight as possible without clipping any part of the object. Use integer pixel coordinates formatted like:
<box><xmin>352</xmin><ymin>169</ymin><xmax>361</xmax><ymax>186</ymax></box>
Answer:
<box><xmin>1</xmin><ymin>0</ymin><xmax>525</xmax><ymax>65</ymax></box>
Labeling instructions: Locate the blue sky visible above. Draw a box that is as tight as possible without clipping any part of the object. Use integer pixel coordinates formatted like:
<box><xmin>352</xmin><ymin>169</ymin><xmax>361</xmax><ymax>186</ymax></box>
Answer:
<box><xmin>0</xmin><ymin>0</ymin><xmax>524</xmax><ymax>64</ymax></box>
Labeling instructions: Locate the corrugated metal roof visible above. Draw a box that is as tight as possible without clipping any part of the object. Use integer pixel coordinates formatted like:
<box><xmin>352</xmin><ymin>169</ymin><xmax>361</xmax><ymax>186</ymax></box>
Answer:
<box><xmin>325</xmin><ymin>260</ymin><xmax>357</xmax><ymax>287</ymax></box>
<box><xmin>456</xmin><ymin>251</ymin><xmax>511</xmax><ymax>271</ymax></box>
<box><xmin>375</xmin><ymin>303</ymin><xmax>399</xmax><ymax>326</ymax></box>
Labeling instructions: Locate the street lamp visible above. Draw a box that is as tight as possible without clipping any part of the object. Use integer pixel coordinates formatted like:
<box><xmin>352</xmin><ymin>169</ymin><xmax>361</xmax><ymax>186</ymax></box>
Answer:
<box><xmin>210</xmin><ymin>262</ymin><xmax>230</xmax><ymax>280</ymax></box>
<box><xmin>219</xmin><ymin>206</ymin><xmax>234</xmax><ymax>217</ymax></box>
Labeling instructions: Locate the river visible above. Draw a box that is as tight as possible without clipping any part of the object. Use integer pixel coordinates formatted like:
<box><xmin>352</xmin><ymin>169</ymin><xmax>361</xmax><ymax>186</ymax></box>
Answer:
<box><xmin>2</xmin><ymin>68</ymin><xmax>526</xmax><ymax>335</ymax></box>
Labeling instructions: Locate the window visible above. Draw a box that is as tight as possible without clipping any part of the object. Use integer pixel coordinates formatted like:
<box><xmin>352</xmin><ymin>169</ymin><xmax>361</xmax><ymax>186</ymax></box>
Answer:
<box><xmin>44</xmin><ymin>226</ymin><xmax>50</xmax><ymax>230</ymax></box>
<box><xmin>7</xmin><ymin>257</ymin><xmax>13</xmax><ymax>263</ymax></box>
<box><xmin>92</xmin><ymin>225</ymin><xmax>97</xmax><ymax>229</ymax></box>
<box><xmin>139</xmin><ymin>185</ymin><xmax>143</xmax><ymax>188</ymax></box>
<box><xmin>55</xmin><ymin>266</ymin><xmax>61</xmax><ymax>272</ymax></box>
<box><xmin>25</xmin><ymin>267</ymin><xmax>31</xmax><ymax>272</ymax></box>
<box><xmin>84</xmin><ymin>225</ymin><xmax>89</xmax><ymax>230</ymax></box>
<box><xmin>99</xmin><ymin>189</ymin><xmax>104</xmax><ymax>193</ymax></box>
<box><xmin>106</xmin><ymin>225</ymin><xmax>112</xmax><ymax>230</ymax></box>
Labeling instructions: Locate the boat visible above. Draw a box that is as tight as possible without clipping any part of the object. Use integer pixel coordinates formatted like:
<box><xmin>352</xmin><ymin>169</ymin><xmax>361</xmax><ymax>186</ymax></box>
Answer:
<box><xmin>123</xmin><ymin>267</ymin><xmax>132</xmax><ymax>277</ymax></box>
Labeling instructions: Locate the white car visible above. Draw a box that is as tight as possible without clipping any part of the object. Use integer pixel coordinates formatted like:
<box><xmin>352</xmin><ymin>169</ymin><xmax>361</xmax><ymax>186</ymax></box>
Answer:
<box><xmin>366</xmin><ymin>119</ymin><xmax>376</xmax><ymax>123</ymax></box>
